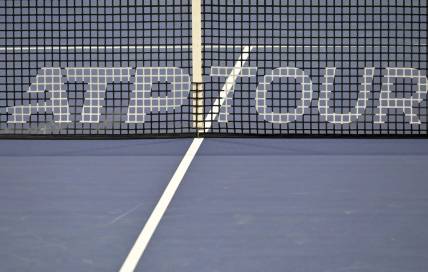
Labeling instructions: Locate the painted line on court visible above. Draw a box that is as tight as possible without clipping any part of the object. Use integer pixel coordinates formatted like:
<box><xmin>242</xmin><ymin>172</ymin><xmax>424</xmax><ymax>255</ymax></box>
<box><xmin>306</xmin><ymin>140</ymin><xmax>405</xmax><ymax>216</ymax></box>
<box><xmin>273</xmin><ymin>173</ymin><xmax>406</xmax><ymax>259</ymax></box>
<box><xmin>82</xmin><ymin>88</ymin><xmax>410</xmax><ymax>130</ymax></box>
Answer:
<box><xmin>0</xmin><ymin>44</ymin><xmax>425</xmax><ymax>52</ymax></box>
<box><xmin>119</xmin><ymin>46</ymin><xmax>253</xmax><ymax>272</ymax></box>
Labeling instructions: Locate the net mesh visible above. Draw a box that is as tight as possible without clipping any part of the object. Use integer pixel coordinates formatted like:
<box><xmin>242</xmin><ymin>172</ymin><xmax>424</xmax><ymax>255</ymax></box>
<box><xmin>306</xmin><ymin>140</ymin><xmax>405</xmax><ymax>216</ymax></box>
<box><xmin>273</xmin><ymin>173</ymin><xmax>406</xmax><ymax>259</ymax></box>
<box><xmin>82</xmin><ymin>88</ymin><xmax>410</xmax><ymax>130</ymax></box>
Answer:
<box><xmin>0</xmin><ymin>0</ymin><xmax>194</xmax><ymax>137</ymax></box>
<box><xmin>1</xmin><ymin>0</ymin><xmax>427</xmax><ymax>138</ymax></box>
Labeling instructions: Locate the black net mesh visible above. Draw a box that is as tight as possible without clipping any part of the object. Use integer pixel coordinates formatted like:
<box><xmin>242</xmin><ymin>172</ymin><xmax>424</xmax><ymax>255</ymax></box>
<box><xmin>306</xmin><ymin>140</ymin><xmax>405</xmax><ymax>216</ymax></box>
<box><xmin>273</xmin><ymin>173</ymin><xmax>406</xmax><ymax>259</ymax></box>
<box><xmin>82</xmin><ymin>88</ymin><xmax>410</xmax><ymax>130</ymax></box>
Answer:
<box><xmin>0</xmin><ymin>0</ymin><xmax>194</xmax><ymax>137</ymax></box>
<box><xmin>202</xmin><ymin>0</ymin><xmax>428</xmax><ymax>136</ymax></box>
<box><xmin>0</xmin><ymin>0</ymin><xmax>427</xmax><ymax>138</ymax></box>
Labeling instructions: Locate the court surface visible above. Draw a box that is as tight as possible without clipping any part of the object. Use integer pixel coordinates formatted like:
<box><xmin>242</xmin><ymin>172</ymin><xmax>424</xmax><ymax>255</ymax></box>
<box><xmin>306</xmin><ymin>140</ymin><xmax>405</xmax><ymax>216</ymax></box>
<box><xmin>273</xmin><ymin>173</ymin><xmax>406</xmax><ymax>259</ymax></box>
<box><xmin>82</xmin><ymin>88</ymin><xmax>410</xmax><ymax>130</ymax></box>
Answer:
<box><xmin>1</xmin><ymin>1</ymin><xmax>427</xmax><ymax>271</ymax></box>
<box><xmin>1</xmin><ymin>138</ymin><xmax>428</xmax><ymax>272</ymax></box>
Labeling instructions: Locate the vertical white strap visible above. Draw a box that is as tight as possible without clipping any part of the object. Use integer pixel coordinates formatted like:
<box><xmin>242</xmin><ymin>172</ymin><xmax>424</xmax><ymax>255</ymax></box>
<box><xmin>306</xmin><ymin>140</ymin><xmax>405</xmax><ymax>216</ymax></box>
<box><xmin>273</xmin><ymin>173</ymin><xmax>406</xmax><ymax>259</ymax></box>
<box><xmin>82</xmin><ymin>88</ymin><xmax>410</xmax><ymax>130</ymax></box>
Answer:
<box><xmin>191</xmin><ymin>0</ymin><xmax>204</xmax><ymax>131</ymax></box>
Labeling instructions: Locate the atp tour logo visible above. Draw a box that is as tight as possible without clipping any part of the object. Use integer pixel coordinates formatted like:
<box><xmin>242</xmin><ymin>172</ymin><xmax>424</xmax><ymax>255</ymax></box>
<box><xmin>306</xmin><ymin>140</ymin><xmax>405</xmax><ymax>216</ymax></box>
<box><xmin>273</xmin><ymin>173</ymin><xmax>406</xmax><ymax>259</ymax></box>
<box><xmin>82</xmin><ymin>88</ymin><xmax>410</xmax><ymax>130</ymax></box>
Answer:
<box><xmin>5</xmin><ymin>66</ymin><xmax>428</xmax><ymax>125</ymax></box>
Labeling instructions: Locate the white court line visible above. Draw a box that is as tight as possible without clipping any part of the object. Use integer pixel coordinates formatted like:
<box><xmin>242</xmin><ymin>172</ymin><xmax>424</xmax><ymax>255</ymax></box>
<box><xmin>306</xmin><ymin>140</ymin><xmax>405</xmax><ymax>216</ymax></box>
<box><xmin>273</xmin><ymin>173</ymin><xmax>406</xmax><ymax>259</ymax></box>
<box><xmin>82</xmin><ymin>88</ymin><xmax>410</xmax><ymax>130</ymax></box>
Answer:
<box><xmin>203</xmin><ymin>46</ymin><xmax>254</xmax><ymax>131</ymax></box>
<box><xmin>0</xmin><ymin>45</ymin><xmax>191</xmax><ymax>51</ymax></box>
<box><xmin>0</xmin><ymin>44</ymin><xmax>425</xmax><ymax>52</ymax></box>
<box><xmin>118</xmin><ymin>137</ymin><xmax>203</xmax><ymax>272</ymax></box>
<box><xmin>118</xmin><ymin>46</ymin><xmax>253</xmax><ymax>272</ymax></box>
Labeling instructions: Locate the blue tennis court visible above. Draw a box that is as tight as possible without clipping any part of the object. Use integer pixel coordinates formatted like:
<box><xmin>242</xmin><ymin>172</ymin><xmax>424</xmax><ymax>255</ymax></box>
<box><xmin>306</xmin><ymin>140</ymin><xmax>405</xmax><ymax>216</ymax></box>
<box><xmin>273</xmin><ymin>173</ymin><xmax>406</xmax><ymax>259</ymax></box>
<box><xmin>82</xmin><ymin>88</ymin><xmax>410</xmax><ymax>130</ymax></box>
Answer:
<box><xmin>1</xmin><ymin>1</ymin><xmax>428</xmax><ymax>271</ymax></box>
<box><xmin>1</xmin><ymin>139</ymin><xmax>428</xmax><ymax>271</ymax></box>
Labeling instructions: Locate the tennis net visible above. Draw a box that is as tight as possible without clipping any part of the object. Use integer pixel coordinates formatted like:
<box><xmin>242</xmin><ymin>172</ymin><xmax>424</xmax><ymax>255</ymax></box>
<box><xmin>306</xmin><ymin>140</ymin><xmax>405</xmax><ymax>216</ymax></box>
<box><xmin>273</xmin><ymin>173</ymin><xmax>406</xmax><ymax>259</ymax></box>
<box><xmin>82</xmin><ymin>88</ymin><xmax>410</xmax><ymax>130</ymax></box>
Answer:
<box><xmin>1</xmin><ymin>0</ymin><xmax>427</xmax><ymax>138</ymax></box>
